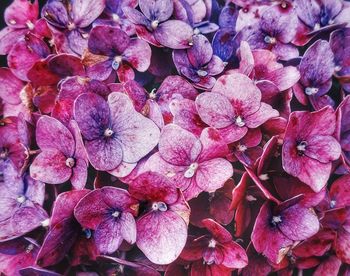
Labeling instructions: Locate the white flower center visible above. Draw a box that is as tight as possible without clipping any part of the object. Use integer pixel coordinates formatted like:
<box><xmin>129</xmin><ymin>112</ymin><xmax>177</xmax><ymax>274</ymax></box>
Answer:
<box><xmin>272</xmin><ymin>215</ymin><xmax>282</xmax><ymax>224</ymax></box>
<box><xmin>151</xmin><ymin>20</ymin><xmax>159</xmax><ymax>30</ymax></box>
<box><xmin>112</xmin><ymin>56</ymin><xmax>123</xmax><ymax>70</ymax></box>
<box><xmin>104</xmin><ymin>128</ymin><xmax>114</xmax><ymax>137</ymax></box>
<box><xmin>17</xmin><ymin>195</ymin><xmax>26</xmax><ymax>204</ymax></box>
<box><xmin>9</xmin><ymin>19</ymin><xmax>16</xmax><ymax>25</ymax></box>
<box><xmin>112</xmin><ymin>210</ymin><xmax>120</xmax><ymax>217</ymax></box>
<box><xmin>305</xmin><ymin>87</ymin><xmax>319</xmax><ymax>95</ymax></box>
<box><xmin>197</xmin><ymin>69</ymin><xmax>208</xmax><ymax>77</ymax></box>
<box><xmin>235</xmin><ymin>116</ymin><xmax>245</xmax><ymax>127</ymax></box>
<box><xmin>259</xmin><ymin>174</ymin><xmax>269</xmax><ymax>181</ymax></box>
<box><xmin>184</xmin><ymin>163</ymin><xmax>199</xmax><ymax>178</ymax></box>
<box><xmin>314</xmin><ymin>23</ymin><xmax>321</xmax><ymax>30</ymax></box>
<box><xmin>65</xmin><ymin>157</ymin><xmax>75</xmax><ymax>168</ymax></box>
<box><xmin>330</xmin><ymin>200</ymin><xmax>336</xmax><ymax>208</ymax></box>
<box><xmin>208</xmin><ymin>239</ymin><xmax>217</xmax><ymax>248</ymax></box>
<box><xmin>26</xmin><ymin>244</ymin><xmax>34</xmax><ymax>253</ymax></box>
<box><xmin>152</xmin><ymin>201</ymin><xmax>167</xmax><ymax>212</ymax></box>
<box><xmin>246</xmin><ymin>194</ymin><xmax>257</xmax><ymax>201</ymax></box>
<box><xmin>264</xmin><ymin>36</ymin><xmax>276</xmax><ymax>44</ymax></box>
<box><xmin>112</xmin><ymin>13</ymin><xmax>120</xmax><ymax>22</ymax></box>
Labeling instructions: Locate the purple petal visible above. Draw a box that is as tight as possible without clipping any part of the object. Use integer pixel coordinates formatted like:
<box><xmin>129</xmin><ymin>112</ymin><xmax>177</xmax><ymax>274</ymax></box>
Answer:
<box><xmin>71</xmin><ymin>0</ymin><xmax>105</xmax><ymax>27</ymax></box>
<box><xmin>139</xmin><ymin>0</ymin><xmax>174</xmax><ymax>22</ymax></box>
<box><xmin>154</xmin><ymin>20</ymin><xmax>193</xmax><ymax>49</ymax></box>
<box><xmin>187</xmin><ymin>34</ymin><xmax>213</xmax><ymax>68</ymax></box>
<box><xmin>0</xmin><ymin>27</ymin><xmax>27</xmax><ymax>55</ymax></box>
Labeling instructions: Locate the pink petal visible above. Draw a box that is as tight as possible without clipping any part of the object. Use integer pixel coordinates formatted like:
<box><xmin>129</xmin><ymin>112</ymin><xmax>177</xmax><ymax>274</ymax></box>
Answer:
<box><xmin>195</xmin><ymin>92</ymin><xmax>235</xmax><ymax>128</ymax></box>
<box><xmin>4</xmin><ymin>0</ymin><xmax>39</xmax><ymax>29</ymax></box>
<box><xmin>30</xmin><ymin>149</ymin><xmax>72</xmax><ymax>184</ymax></box>
<box><xmin>334</xmin><ymin>228</ymin><xmax>350</xmax><ymax>263</ymax></box>
<box><xmin>212</xmin><ymin>73</ymin><xmax>261</xmax><ymax>115</ymax></box>
<box><xmin>195</xmin><ymin>158</ymin><xmax>233</xmax><ymax>192</ymax></box>
<box><xmin>265</xmin><ymin>66</ymin><xmax>301</xmax><ymax>91</ymax></box>
<box><xmin>244</xmin><ymin>102</ymin><xmax>279</xmax><ymax>128</ymax></box>
<box><xmin>0</xmin><ymin>68</ymin><xmax>23</xmax><ymax>105</ymax></box>
<box><xmin>136</xmin><ymin>211</ymin><xmax>188</xmax><ymax>265</ymax></box>
<box><xmin>0</xmin><ymin>27</ymin><xmax>27</xmax><ymax>55</ymax></box>
<box><xmin>305</xmin><ymin>135</ymin><xmax>341</xmax><ymax>163</ymax></box>
<box><xmin>202</xmin><ymin>218</ymin><xmax>232</xmax><ymax>243</ymax></box>
<box><xmin>330</xmin><ymin>175</ymin><xmax>350</xmax><ymax>208</ymax></box>
<box><xmin>159</xmin><ymin>124</ymin><xmax>202</xmax><ymax>166</ymax></box>
<box><xmin>199</xmin><ymin>127</ymin><xmax>229</xmax><ymax>161</ymax></box>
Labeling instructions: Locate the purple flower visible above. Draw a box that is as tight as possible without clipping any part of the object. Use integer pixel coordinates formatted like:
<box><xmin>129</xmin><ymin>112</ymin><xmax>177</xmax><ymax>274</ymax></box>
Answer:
<box><xmin>74</xmin><ymin>187</ymin><xmax>139</xmax><ymax>254</ymax></box>
<box><xmin>123</xmin><ymin>0</ymin><xmax>194</xmax><ymax>49</ymax></box>
<box><xmin>83</xmin><ymin>25</ymin><xmax>151</xmax><ymax>82</ymax></box>
<box><xmin>240</xmin><ymin>3</ymin><xmax>299</xmax><ymax>60</ymax></box>
<box><xmin>30</xmin><ymin>116</ymin><xmax>88</xmax><ymax>189</ymax></box>
<box><xmin>73</xmin><ymin>92</ymin><xmax>160</xmax><ymax>171</ymax></box>
<box><xmin>41</xmin><ymin>0</ymin><xmax>105</xmax><ymax>54</ymax></box>
<box><xmin>173</xmin><ymin>34</ymin><xmax>225</xmax><ymax>89</ymax></box>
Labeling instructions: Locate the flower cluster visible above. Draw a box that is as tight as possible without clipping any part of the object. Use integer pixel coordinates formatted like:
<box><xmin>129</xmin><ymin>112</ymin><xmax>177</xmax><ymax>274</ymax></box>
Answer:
<box><xmin>0</xmin><ymin>0</ymin><xmax>350</xmax><ymax>275</ymax></box>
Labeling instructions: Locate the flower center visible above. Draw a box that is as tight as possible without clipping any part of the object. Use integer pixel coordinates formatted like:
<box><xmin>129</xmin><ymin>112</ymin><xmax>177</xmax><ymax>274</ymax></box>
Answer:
<box><xmin>314</xmin><ymin>23</ymin><xmax>321</xmax><ymax>30</ymax></box>
<box><xmin>16</xmin><ymin>195</ymin><xmax>26</xmax><ymax>204</ymax></box>
<box><xmin>112</xmin><ymin>13</ymin><xmax>120</xmax><ymax>22</ymax></box>
<box><xmin>264</xmin><ymin>35</ymin><xmax>276</xmax><ymax>44</ymax></box>
<box><xmin>104</xmin><ymin>128</ymin><xmax>114</xmax><ymax>137</ymax></box>
<box><xmin>246</xmin><ymin>194</ymin><xmax>257</xmax><ymax>201</ymax></box>
<box><xmin>271</xmin><ymin>215</ymin><xmax>282</xmax><ymax>225</ymax></box>
<box><xmin>83</xmin><ymin>228</ymin><xmax>92</xmax><ymax>239</ymax></box>
<box><xmin>67</xmin><ymin>22</ymin><xmax>76</xmax><ymax>31</ymax></box>
<box><xmin>112</xmin><ymin>210</ymin><xmax>120</xmax><ymax>217</ymax></box>
<box><xmin>25</xmin><ymin>244</ymin><xmax>34</xmax><ymax>253</ymax></box>
<box><xmin>236</xmin><ymin>144</ymin><xmax>247</xmax><ymax>152</ymax></box>
<box><xmin>152</xmin><ymin>201</ymin><xmax>168</xmax><ymax>212</ymax></box>
<box><xmin>235</xmin><ymin>116</ymin><xmax>245</xmax><ymax>127</ymax></box>
<box><xmin>112</xmin><ymin>56</ymin><xmax>123</xmax><ymax>70</ymax></box>
<box><xmin>41</xmin><ymin>218</ymin><xmax>50</xmax><ymax>227</ymax></box>
<box><xmin>151</xmin><ymin>20</ymin><xmax>159</xmax><ymax>30</ymax></box>
<box><xmin>65</xmin><ymin>157</ymin><xmax>75</xmax><ymax>168</ymax></box>
<box><xmin>335</xmin><ymin>65</ymin><xmax>342</xmax><ymax>72</ymax></box>
<box><xmin>330</xmin><ymin>200</ymin><xmax>336</xmax><ymax>208</ymax></box>
<box><xmin>305</xmin><ymin>87</ymin><xmax>319</xmax><ymax>95</ymax></box>
<box><xmin>297</xmin><ymin>141</ymin><xmax>307</xmax><ymax>153</ymax></box>
<box><xmin>184</xmin><ymin>162</ymin><xmax>199</xmax><ymax>178</ymax></box>
<box><xmin>259</xmin><ymin>173</ymin><xmax>269</xmax><ymax>181</ymax></box>
<box><xmin>208</xmin><ymin>239</ymin><xmax>217</xmax><ymax>248</ymax></box>
<box><xmin>149</xmin><ymin>88</ymin><xmax>157</xmax><ymax>99</ymax></box>
<box><xmin>197</xmin><ymin>69</ymin><xmax>208</xmax><ymax>77</ymax></box>
<box><xmin>26</xmin><ymin>20</ymin><xmax>34</xmax><ymax>30</ymax></box>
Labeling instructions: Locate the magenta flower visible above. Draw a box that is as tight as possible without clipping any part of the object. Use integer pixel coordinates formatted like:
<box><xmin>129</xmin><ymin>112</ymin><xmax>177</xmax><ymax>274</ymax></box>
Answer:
<box><xmin>180</xmin><ymin>218</ymin><xmax>248</xmax><ymax>271</ymax></box>
<box><xmin>282</xmin><ymin>107</ymin><xmax>341</xmax><ymax>192</ymax></box>
<box><xmin>0</xmin><ymin>0</ymin><xmax>39</xmax><ymax>55</ymax></box>
<box><xmin>144</xmin><ymin>124</ymin><xmax>233</xmax><ymax>199</ymax></box>
<box><xmin>196</xmin><ymin>73</ymin><xmax>279</xmax><ymax>144</ymax></box>
<box><xmin>84</xmin><ymin>25</ymin><xmax>151</xmax><ymax>82</ymax></box>
<box><xmin>41</xmin><ymin>0</ymin><xmax>105</xmax><ymax>54</ymax></box>
<box><xmin>0</xmin><ymin>164</ymin><xmax>48</xmax><ymax>242</ymax></box>
<box><xmin>123</xmin><ymin>0</ymin><xmax>194</xmax><ymax>49</ymax></box>
<box><xmin>74</xmin><ymin>92</ymin><xmax>160</xmax><ymax>171</ymax></box>
<box><xmin>30</xmin><ymin>116</ymin><xmax>88</xmax><ymax>189</ymax></box>
<box><xmin>129</xmin><ymin>172</ymin><xmax>190</xmax><ymax>264</ymax></box>
<box><xmin>251</xmin><ymin>198</ymin><xmax>320</xmax><ymax>264</ymax></box>
<box><xmin>74</xmin><ymin>187</ymin><xmax>139</xmax><ymax>254</ymax></box>
<box><xmin>173</xmin><ymin>34</ymin><xmax>225</xmax><ymax>89</ymax></box>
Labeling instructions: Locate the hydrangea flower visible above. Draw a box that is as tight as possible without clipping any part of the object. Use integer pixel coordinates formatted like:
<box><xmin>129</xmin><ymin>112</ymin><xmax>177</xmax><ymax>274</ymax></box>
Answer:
<box><xmin>123</xmin><ymin>0</ymin><xmax>194</xmax><ymax>49</ymax></box>
<box><xmin>129</xmin><ymin>172</ymin><xmax>190</xmax><ymax>265</ymax></box>
<box><xmin>74</xmin><ymin>187</ymin><xmax>138</xmax><ymax>254</ymax></box>
<box><xmin>173</xmin><ymin>34</ymin><xmax>225</xmax><ymax>89</ymax></box>
<box><xmin>83</xmin><ymin>25</ymin><xmax>151</xmax><ymax>82</ymax></box>
<box><xmin>282</xmin><ymin>107</ymin><xmax>341</xmax><ymax>192</ymax></box>
<box><xmin>73</xmin><ymin>92</ymin><xmax>160</xmax><ymax>171</ymax></box>
<box><xmin>196</xmin><ymin>73</ymin><xmax>279</xmax><ymax>144</ymax></box>
<box><xmin>143</xmin><ymin>124</ymin><xmax>233</xmax><ymax>199</ymax></box>
<box><xmin>30</xmin><ymin>116</ymin><xmax>88</xmax><ymax>189</ymax></box>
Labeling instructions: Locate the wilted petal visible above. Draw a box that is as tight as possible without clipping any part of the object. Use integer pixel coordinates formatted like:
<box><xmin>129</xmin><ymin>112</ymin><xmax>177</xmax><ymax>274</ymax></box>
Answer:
<box><xmin>94</xmin><ymin>219</ymin><xmax>124</xmax><ymax>254</ymax></box>
<box><xmin>221</xmin><ymin>240</ymin><xmax>248</xmax><ymax>268</ymax></box>
<box><xmin>136</xmin><ymin>211</ymin><xmax>188</xmax><ymax>265</ymax></box>
<box><xmin>187</xmin><ymin>34</ymin><xmax>213</xmax><ymax>68</ymax></box>
<box><xmin>0</xmin><ymin>27</ymin><xmax>27</xmax><ymax>55</ymax></box>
